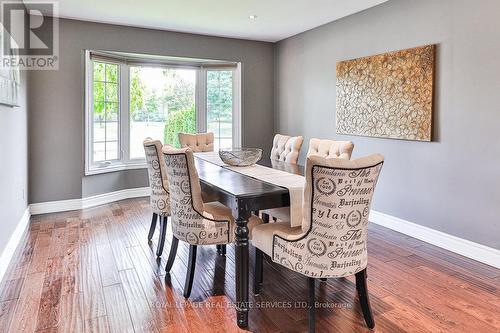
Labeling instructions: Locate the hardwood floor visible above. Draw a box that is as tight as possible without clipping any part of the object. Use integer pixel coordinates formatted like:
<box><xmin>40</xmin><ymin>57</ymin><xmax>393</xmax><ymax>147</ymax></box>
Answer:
<box><xmin>1</xmin><ymin>197</ymin><xmax>498</xmax><ymax>332</ymax></box>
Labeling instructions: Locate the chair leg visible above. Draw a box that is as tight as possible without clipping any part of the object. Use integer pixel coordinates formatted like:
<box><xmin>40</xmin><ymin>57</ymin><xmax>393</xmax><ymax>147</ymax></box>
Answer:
<box><xmin>253</xmin><ymin>247</ymin><xmax>263</xmax><ymax>295</ymax></box>
<box><xmin>262</xmin><ymin>213</ymin><xmax>269</xmax><ymax>224</ymax></box>
<box><xmin>308</xmin><ymin>277</ymin><xmax>316</xmax><ymax>333</ymax></box>
<box><xmin>355</xmin><ymin>268</ymin><xmax>375</xmax><ymax>329</ymax></box>
<box><xmin>148</xmin><ymin>213</ymin><xmax>158</xmax><ymax>241</ymax></box>
<box><xmin>165</xmin><ymin>236</ymin><xmax>179</xmax><ymax>273</ymax></box>
<box><xmin>156</xmin><ymin>216</ymin><xmax>168</xmax><ymax>257</ymax></box>
<box><xmin>184</xmin><ymin>245</ymin><xmax>197</xmax><ymax>298</ymax></box>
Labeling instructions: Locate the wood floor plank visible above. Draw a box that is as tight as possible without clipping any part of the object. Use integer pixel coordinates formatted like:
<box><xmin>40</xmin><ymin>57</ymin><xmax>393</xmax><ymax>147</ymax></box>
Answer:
<box><xmin>102</xmin><ymin>284</ymin><xmax>134</xmax><ymax>333</ymax></box>
<box><xmin>0</xmin><ymin>300</ymin><xmax>17</xmax><ymax>333</ymax></box>
<box><xmin>84</xmin><ymin>316</ymin><xmax>110</xmax><ymax>333</ymax></box>
<box><xmin>9</xmin><ymin>271</ymin><xmax>45</xmax><ymax>333</ymax></box>
<box><xmin>118</xmin><ymin>269</ymin><xmax>158</xmax><ymax>333</ymax></box>
<box><xmin>36</xmin><ymin>256</ymin><xmax>64</xmax><ymax>330</ymax></box>
<box><xmin>58</xmin><ymin>293</ymin><xmax>84</xmax><ymax>333</ymax></box>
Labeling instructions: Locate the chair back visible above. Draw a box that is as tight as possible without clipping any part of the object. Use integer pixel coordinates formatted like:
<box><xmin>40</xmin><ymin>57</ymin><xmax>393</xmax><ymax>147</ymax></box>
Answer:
<box><xmin>307</xmin><ymin>138</ymin><xmax>354</xmax><ymax>159</ymax></box>
<box><xmin>273</xmin><ymin>154</ymin><xmax>384</xmax><ymax>278</ymax></box>
<box><xmin>178</xmin><ymin>132</ymin><xmax>214</xmax><ymax>152</ymax></box>
<box><xmin>143</xmin><ymin>138</ymin><xmax>170</xmax><ymax>216</ymax></box>
<box><xmin>162</xmin><ymin>147</ymin><xmax>231</xmax><ymax>245</ymax></box>
<box><xmin>270</xmin><ymin>134</ymin><xmax>304</xmax><ymax>164</ymax></box>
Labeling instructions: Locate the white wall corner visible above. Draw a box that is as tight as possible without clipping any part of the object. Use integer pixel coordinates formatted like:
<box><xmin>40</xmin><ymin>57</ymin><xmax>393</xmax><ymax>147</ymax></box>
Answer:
<box><xmin>370</xmin><ymin>210</ymin><xmax>500</xmax><ymax>269</ymax></box>
<box><xmin>0</xmin><ymin>207</ymin><xmax>31</xmax><ymax>283</ymax></box>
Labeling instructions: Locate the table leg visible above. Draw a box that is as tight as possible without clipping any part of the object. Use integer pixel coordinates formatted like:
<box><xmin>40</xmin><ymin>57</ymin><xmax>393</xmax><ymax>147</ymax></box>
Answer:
<box><xmin>235</xmin><ymin>206</ymin><xmax>250</xmax><ymax>328</ymax></box>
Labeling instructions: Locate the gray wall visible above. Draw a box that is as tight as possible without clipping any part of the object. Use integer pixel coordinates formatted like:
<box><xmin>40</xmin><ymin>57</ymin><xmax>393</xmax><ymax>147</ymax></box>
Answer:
<box><xmin>275</xmin><ymin>0</ymin><xmax>500</xmax><ymax>249</ymax></box>
<box><xmin>29</xmin><ymin>18</ymin><xmax>275</xmax><ymax>202</ymax></box>
<box><xmin>0</xmin><ymin>70</ymin><xmax>29</xmax><ymax>256</ymax></box>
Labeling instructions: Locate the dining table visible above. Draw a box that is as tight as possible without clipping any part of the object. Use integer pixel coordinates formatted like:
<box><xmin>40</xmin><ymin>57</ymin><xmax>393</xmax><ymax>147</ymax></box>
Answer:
<box><xmin>194</xmin><ymin>153</ymin><xmax>304</xmax><ymax>328</ymax></box>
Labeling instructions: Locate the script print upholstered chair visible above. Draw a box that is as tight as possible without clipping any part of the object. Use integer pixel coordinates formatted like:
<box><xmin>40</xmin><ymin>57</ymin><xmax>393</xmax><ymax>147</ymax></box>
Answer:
<box><xmin>263</xmin><ymin>138</ymin><xmax>355</xmax><ymax>223</ymax></box>
<box><xmin>162</xmin><ymin>147</ymin><xmax>261</xmax><ymax>298</ymax></box>
<box><xmin>143</xmin><ymin>138</ymin><xmax>171</xmax><ymax>257</ymax></box>
<box><xmin>178</xmin><ymin>132</ymin><xmax>214</xmax><ymax>152</ymax></box>
<box><xmin>251</xmin><ymin>154</ymin><xmax>384</xmax><ymax>332</ymax></box>
<box><xmin>270</xmin><ymin>133</ymin><xmax>304</xmax><ymax>164</ymax></box>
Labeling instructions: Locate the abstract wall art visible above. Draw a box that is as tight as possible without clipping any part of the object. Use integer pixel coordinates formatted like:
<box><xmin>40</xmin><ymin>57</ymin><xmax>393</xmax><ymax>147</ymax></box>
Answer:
<box><xmin>336</xmin><ymin>44</ymin><xmax>435</xmax><ymax>141</ymax></box>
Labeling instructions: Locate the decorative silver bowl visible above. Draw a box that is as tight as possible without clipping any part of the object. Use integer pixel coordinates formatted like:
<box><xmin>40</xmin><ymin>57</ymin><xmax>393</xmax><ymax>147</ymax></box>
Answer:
<box><xmin>219</xmin><ymin>148</ymin><xmax>262</xmax><ymax>167</ymax></box>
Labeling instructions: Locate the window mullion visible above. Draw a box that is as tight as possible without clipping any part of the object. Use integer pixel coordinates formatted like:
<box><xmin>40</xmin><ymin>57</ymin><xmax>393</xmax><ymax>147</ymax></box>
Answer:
<box><xmin>197</xmin><ymin>68</ymin><xmax>207</xmax><ymax>133</ymax></box>
<box><xmin>120</xmin><ymin>63</ymin><xmax>130</xmax><ymax>163</ymax></box>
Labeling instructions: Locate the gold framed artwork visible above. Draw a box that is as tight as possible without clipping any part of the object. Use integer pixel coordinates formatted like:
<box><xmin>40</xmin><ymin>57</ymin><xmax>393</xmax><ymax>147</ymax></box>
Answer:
<box><xmin>336</xmin><ymin>44</ymin><xmax>435</xmax><ymax>141</ymax></box>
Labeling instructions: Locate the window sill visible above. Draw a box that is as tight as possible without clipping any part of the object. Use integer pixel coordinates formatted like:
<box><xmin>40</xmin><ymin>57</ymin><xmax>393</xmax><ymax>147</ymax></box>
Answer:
<box><xmin>85</xmin><ymin>161</ymin><xmax>147</xmax><ymax>176</ymax></box>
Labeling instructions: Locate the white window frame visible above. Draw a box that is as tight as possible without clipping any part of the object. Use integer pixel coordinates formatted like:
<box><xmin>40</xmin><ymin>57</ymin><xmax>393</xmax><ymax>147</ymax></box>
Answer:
<box><xmin>85</xmin><ymin>51</ymin><xmax>242</xmax><ymax>175</ymax></box>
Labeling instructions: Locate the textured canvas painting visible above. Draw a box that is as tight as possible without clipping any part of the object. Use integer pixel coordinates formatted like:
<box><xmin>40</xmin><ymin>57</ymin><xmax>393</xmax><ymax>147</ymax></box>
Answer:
<box><xmin>336</xmin><ymin>45</ymin><xmax>435</xmax><ymax>141</ymax></box>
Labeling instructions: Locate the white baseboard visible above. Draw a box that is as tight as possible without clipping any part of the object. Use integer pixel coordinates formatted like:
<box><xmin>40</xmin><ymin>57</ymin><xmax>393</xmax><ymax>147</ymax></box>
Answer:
<box><xmin>29</xmin><ymin>187</ymin><xmax>151</xmax><ymax>215</ymax></box>
<box><xmin>370</xmin><ymin>210</ymin><xmax>500</xmax><ymax>269</ymax></box>
<box><xmin>0</xmin><ymin>207</ymin><xmax>31</xmax><ymax>283</ymax></box>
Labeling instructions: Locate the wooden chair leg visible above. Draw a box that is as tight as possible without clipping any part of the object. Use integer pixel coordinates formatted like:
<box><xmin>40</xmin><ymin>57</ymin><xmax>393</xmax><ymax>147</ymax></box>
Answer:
<box><xmin>156</xmin><ymin>216</ymin><xmax>168</xmax><ymax>257</ymax></box>
<box><xmin>253</xmin><ymin>247</ymin><xmax>263</xmax><ymax>295</ymax></box>
<box><xmin>262</xmin><ymin>213</ymin><xmax>269</xmax><ymax>224</ymax></box>
<box><xmin>165</xmin><ymin>236</ymin><xmax>179</xmax><ymax>273</ymax></box>
<box><xmin>148</xmin><ymin>213</ymin><xmax>158</xmax><ymax>241</ymax></box>
<box><xmin>184</xmin><ymin>245</ymin><xmax>197</xmax><ymax>298</ymax></box>
<box><xmin>355</xmin><ymin>268</ymin><xmax>375</xmax><ymax>329</ymax></box>
<box><xmin>308</xmin><ymin>277</ymin><xmax>316</xmax><ymax>333</ymax></box>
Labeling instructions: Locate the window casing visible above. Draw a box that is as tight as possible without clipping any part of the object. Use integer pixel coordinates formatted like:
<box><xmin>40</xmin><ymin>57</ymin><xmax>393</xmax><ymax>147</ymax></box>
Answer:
<box><xmin>85</xmin><ymin>51</ymin><xmax>241</xmax><ymax>175</ymax></box>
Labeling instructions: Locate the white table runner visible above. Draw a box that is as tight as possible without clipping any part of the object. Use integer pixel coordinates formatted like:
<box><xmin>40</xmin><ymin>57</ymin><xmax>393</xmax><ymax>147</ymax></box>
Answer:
<box><xmin>195</xmin><ymin>152</ymin><xmax>305</xmax><ymax>227</ymax></box>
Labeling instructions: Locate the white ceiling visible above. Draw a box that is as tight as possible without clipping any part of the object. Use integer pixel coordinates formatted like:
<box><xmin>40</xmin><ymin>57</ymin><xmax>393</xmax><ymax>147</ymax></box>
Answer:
<box><xmin>38</xmin><ymin>0</ymin><xmax>388</xmax><ymax>42</ymax></box>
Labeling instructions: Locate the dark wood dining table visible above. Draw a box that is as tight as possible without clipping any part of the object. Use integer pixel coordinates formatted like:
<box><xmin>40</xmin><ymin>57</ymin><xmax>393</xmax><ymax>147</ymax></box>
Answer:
<box><xmin>194</xmin><ymin>155</ymin><xmax>303</xmax><ymax>328</ymax></box>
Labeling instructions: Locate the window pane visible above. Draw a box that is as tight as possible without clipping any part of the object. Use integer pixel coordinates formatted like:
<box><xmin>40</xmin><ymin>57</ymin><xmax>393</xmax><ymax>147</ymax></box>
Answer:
<box><xmin>207</xmin><ymin>70</ymin><xmax>233</xmax><ymax>150</ymax></box>
<box><xmin>105</xmin><ymin>102</ymin><xmax>118</xmax><ymax>121</ymax></box>
<box><xmin>129</xmin><ymin>66</ymin><xmax>196</xmax><ymax>157</ymax></box>
<box><xmin>90</xmin><ymin>60</ymin><xmax>121</xmax><ymax>166</ymax></box>
<box><xmin>106</xmin><ymin>141</ymin><xmax>119</xmax><ymax>160</ymax></box>
<box><xmin>105</xmin><ymin>83</ymin><xmax>118</xmax><ymax>102</ymax></box>
<box><xmin>105</xmin><ymin>63</ymin><xmax>118</xmax><ymax>83</ymax></box>
<box><xmin>93</xmin><ymin>62</ymin><xmax>105</xmax><ymax>81</ymax></box>
<box><xmin>93</xmin><ymin>100</ymin><xmax>105</xmax><ymax>121</ymax></box>
<box><xmin>93</xmin><ymin>82</ymin><xmax>104</xmax><ymax>102</ymax></box>
<box><xmin>93</xmin><ymin>122</ymin><xmax>105</xmax><ymax>142</ymax></box>
<box><xmin>106</xmin><ymin>122</ymin><xmax>118</xmax><ymax>141</ymax></box>
<box><xmin>93</xmin><ymin>142</ymin><xmax>105</xmax><ymax>162</ymax></box>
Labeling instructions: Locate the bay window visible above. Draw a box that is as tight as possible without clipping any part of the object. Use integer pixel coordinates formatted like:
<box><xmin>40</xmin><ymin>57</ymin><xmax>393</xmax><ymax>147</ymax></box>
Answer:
<box><xmin>85</xmin><ymin>51</ymin><xmax>241</xmax><ymax>175</ymax></box>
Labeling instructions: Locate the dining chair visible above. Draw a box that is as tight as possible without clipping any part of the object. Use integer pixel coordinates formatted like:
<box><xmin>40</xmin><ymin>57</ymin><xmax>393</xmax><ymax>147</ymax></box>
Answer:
<box><xmin>263</xmin><ymin>138</ymin><xmax>355</xmax><ymax>223</ymax></box>
<box><xmin>178</xmin><ymin>132</ymin><xmax>214</xmax><ymax>152</ymax></box>
<box><xmin>162</xmin><ymin>147</ymin><xmax>261</xmax><ymax>298</ymax></box>
<box><xmin>143</xmin><ymin>138</ymin><xmax>171</xmax><ymax>257</ymax></box>
<box><xmin>307</xmin><ymin>138</ymin><xmax>354</xmax><ymax>159</ymax></box>
<box><xmin>270</xmin><ymin>134</ymin><xmax>304</xmax><ymax>164</ymax></box>
<box><xmin>251</xmin><ymin>154</ymin><xmax>384</xmax><ymax>332</ymax></box>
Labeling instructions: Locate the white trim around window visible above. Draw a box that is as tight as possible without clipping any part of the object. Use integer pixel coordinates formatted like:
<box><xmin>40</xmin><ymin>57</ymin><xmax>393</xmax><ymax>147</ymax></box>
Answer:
<box><xmin>84</xmin><ymin>50</ymin><xmax>242</xmax><ymax>175</ymax></box>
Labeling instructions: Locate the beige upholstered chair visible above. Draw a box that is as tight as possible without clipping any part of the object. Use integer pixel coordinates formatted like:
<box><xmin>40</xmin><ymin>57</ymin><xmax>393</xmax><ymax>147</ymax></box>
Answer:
<box><xmin>143</xmin><ymin>138</ymin><xmax>171</xmax><ymax>257</ymax></box>
<box><xmin>251</xmin><ymin>154</ymin><xmax>384</xmax><ymax>332</ymax></box>
<box><xmin>162</xmin><ymin>147</ymin><xmax>261</xmax><ymax>298</ymax></box>
<box><xmin>263</xmin><ymin>138</ymin><xmax>355</xmax><ymax>223</ymax></box>
<box><xmin>307</xmin><ymin>138</ymin><xmax>354</xmax><ymax>159</ymax></box>
<box><xmin>178</xmin><ymin>132</ymin><xmax>214</xmax><ymax>152</ymax></box>
<box><xmin>270</xmin><ymin>134</ymin><xmax>304</xmax><ymax>164</ymax></box>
